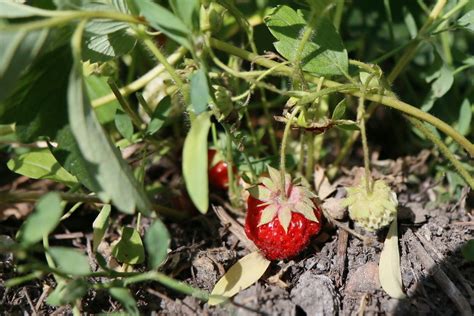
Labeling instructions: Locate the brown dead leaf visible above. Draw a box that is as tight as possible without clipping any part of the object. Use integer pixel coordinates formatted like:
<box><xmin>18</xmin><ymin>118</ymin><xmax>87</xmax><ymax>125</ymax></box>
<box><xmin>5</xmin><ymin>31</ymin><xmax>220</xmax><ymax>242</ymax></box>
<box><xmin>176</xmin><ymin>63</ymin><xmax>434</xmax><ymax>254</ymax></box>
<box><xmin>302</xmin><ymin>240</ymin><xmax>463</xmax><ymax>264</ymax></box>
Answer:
<box><xmin>0</xmin><ymin>203</ymin><xmax>33</xmax><ymax>221</ymax></box>
<box><xmin>322</xmin><ymin>197</ymin><xmax>346</xmax><ymax>220</ymax></box>
<box><xmin>314</xmin><ymin>166</ymin><xmax>336</xmax><ymax>201</ymax></box>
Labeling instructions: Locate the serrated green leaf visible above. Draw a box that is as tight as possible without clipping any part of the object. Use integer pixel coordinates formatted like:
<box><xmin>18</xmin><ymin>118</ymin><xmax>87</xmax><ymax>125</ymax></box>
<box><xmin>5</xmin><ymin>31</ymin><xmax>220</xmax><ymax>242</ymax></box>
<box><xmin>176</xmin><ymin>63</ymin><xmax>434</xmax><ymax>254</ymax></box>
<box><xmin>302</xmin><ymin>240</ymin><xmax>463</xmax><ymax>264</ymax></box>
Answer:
<box><xmin>46</xmin><ymin>279</ymin><xmax>89</xmax><ymax>306</ymax></box>
<box><xmin>265</xmin><ymin>5</ymin><xmax>348</xmax><ymax>76</ymax></box>
<box><xmin>92</xmin><ymin>204</ymin><xmax>111</xmax><ymax>252</ymax></box>
<box><xmin>190</xmin><ymin>69</ymin><xmax>211</xmax><ymax>115</ymax></box>
<box><xmin>83</xmin><ymin>13</ymin><xmax>136</xmax><ymax>62</ymax></box>
<box><xmin>379</xmin><ymin>219</ymin><xmax>406</xmax><ymax>299</ymax></box>
<box><xmin>209</xmin><ymin>251</ymin><xmax>270</xmax><ymax>305</ymax></box>
<box><xmin>67</xmin><ymin>61</ymin><xmax>152</xmax><ymax>215</ymax></box>
<box><xmin>48</xmin><ymin>247</ymin><xmax>91</xmax><ymax>276</ymax></box>
<box><xmin>458</xmin><ymin>10</ymin><xmax>473</xmax><ymax>32</ymax></box>
<box><xmin>182</xmin><ymin>111</ymin><xmax>211</xmax><ymax>213</ymax></box>
<box><xmin>0</xmin><ymin>0</ymin><xmax>57</xmax><ymax>18</ymax></box>
<box><xmin>17</xmin><ymin>193</ymin><xmax>63</xmax><ymax>246</ymax></box>
<box><xmin>7</xmin><ymin>148</ymin><xmax>78</xmax><ymax>187</ymax></box>
<box><xmin>109</xmin><ymin>287</ymin><xmax>139</xmax><ymax>316</ymax></box>
<box><xmin>144</xmin><ymin>219</ymin><xmax>170</xmax><ymax>269</ymax></box>
<box><xmin>146</xmin><ymin>96</ymin><xmax>172</xmax><ymax>135</ymax></box>
<box><xmin>332</xmin><ymin>99</ymin><xmax>346</xmax><ymax>120</ymax></box>
<box><xmin>133</xmin><ymin>0</ymin><xmax>192</xmax><ymax>49</ymax></box>
<box><xmin>112</xmin><ymin>227</ymin><xmax>145</xmax><ymax>265</ymax></box>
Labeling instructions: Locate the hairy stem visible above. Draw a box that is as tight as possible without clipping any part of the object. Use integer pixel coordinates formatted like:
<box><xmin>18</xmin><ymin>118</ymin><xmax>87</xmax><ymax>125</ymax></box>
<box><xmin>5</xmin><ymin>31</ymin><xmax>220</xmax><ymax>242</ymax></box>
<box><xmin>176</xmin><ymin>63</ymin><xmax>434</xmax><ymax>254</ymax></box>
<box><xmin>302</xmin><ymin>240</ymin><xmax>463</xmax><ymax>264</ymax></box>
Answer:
<box><xmin>280</xmin><ymin>108</ymin><xmax>301</xmax><ymax>199</ymax></box>
<box><xmin>408</xmin><ymin>118</ymin><xmax>474</xmax><ymax>189</ymax></box>
<box><xmin>209</xmin><ymin>38</ymin><xmax>474</xmax><ymax>157</ymax></box>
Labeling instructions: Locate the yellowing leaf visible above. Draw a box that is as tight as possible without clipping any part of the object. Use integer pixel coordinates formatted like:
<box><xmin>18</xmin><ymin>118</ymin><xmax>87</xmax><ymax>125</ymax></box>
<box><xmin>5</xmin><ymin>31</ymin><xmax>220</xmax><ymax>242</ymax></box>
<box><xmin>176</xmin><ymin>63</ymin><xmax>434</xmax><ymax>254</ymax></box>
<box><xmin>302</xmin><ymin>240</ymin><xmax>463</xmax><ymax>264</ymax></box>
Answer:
<box><xmin>208</xmin><ymin>251</ymin><xmax>270</xmax><ymax>306</ymax></box>
<box><xmin>379</xmin><ymin>218</ymin><xmax>406</xmax><ymax>299</ymax></box>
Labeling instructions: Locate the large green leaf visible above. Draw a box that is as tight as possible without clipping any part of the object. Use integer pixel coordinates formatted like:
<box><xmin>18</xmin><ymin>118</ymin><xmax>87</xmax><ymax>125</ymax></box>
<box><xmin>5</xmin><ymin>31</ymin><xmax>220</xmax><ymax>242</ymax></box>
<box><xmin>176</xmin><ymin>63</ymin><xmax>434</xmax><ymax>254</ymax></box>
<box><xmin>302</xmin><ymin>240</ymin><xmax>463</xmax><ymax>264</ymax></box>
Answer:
<box><xmin>0</xmin><ymin>46</ymin><xmax>71</xmax><ymax>142</ymax></box>
<box><xmin>17</xmin><ymin>193</ymin><xmax>63</xmax><ymax>246</ymax></box>
<box><xmin>48</xmin><ymin>246</ymin><xmax>91</xmax><ymax>276</ymax></box>
<box><xmin>144</xmin><ymin>219</ymin><xmax>170</xmax><ymax>269</ymax></box>
<box><xmin>133</xmin><ymin>0</ymin><xmax>192</xmax><ymax>49</ymax></box>
<box><xmin>67</xmin><ymin>63</ymin><xmax>152</xmax><ymax>215</ymax></box>
<box><xmin>7</xmin><ymin>148</ymin><xmax>78</xmax><ymax>187</ymax></box>
<box><xmin>265</xmin><ymin>5</ymin><xmax>348</xmax><ymax>76</ymax></box>
<box><xmin>0</xmin><ymin>29</ymin><xmax>48</xmax><ymax>102</ymax></box>
<box><xmin>52</xmin><ymin>126</ymin><xmax>102</xmax><ymax>192</ymax></box>
<box><xmin>182</xmin><ymin>111</ymin><xmax>211</xmax><ymax>213</ymax></box>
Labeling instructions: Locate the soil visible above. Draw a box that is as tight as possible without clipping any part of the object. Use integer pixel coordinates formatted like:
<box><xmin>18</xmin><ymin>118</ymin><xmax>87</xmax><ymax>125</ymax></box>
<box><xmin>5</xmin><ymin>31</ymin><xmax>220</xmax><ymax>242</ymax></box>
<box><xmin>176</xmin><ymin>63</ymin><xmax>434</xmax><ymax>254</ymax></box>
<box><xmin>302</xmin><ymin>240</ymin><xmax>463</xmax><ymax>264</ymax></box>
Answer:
<box><xmin>0</xmin><ymin>151</ymin><xmax>473</xmax><ymax>315</ymax></box>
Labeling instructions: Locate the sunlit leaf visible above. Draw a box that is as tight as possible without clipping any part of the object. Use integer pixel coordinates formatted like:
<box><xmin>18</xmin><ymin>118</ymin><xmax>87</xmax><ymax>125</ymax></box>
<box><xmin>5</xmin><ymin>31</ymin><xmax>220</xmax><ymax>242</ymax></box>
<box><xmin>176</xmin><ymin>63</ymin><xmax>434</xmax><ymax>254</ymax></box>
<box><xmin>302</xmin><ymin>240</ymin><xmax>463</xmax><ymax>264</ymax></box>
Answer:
<box><xmin>112</xmin><ymin>227</ymin><xmax>145</xmax><ymax>265</ymax></box>
<box><xmin>182</xmin><ymin>111</ymin><xmax>211</xmax><ymax>213</ymax></box>
<box><xmin>209</xmin><ymin>251</ymin><xmax>270</xmax><ymax>305</ymax></box>
<box><xmin>379</xmin><ymin>218</ymin><xmax>406</xmax><ymax>299</ymax></box>
<box><xmin>7</xmin><ymin>148</ymin><xmax>78</xmax><ymax>187</ymax></box>
<box><xmin>92</xmin><ymin>204</ymin><xmax>111</xmax><ymax>252</ymax></box>
<box><xmin>265</xmin><ymin>5</ymin><xmax>348</xmax><ymax>76</ymax></box>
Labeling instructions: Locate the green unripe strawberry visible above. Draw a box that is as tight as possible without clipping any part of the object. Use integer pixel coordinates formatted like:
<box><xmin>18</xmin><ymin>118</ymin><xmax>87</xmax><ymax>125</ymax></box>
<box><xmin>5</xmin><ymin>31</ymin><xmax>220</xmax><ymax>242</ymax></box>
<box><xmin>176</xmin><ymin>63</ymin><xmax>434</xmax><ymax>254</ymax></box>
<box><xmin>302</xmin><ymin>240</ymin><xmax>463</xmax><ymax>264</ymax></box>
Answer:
<box><xmin>342</xmin><ymin>179</ymin><xmax>397</xmax><ymax>231</ymax></box>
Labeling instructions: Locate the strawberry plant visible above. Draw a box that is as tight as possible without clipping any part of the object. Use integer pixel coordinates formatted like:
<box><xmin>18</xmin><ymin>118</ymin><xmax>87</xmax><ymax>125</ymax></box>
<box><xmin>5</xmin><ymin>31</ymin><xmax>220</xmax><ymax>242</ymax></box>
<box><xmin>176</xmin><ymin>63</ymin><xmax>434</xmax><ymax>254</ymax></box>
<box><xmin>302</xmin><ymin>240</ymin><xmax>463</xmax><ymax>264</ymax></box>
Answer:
<box><xmin>0</xmin><ymin>0</ymin><xmax>473</xmax><ymax>314</ymax></box>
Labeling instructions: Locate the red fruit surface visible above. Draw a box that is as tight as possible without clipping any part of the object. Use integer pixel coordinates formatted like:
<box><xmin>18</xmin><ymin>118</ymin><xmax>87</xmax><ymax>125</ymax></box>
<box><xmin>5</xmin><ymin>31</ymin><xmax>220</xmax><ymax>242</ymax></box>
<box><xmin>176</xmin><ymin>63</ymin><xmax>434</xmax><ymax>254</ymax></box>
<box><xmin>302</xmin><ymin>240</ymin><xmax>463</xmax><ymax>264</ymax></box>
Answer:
<box><xmin>244</xmin><ymin>195</ymin><xmax>323</xmax><ymax>260</ymax></box>
<box><xmin>208</xmin><ymin>149</ymin><xmax>234</xmax><ymax>189</ymax></box>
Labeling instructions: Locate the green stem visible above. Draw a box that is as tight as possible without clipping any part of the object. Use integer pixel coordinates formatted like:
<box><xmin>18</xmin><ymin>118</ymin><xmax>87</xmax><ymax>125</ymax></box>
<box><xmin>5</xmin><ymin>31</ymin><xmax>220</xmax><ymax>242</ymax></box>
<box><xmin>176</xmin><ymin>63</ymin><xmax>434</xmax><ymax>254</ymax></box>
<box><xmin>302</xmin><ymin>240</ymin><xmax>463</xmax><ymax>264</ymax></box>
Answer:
<box><xmin>139</xmin><ymin>33</ymin><xmax>185</xmax><ymax>92</ymax></box>
<box><xmin>209</xmin><ymin>38</ymin><xmax>474</xmax><ymax>157</ymax></box>
<box><xmin>92</xmin><ymin>47</ymin><xmax>186</xmax><ymax>108</ymax></box>
<box><xmin>108</xmin><ymin>79</ymin><xmax>144</xmax><ymax>129</ymax></box>
<box><xmin>387</xmin><ymin>0</ymin><xmax>447</xmax><ymax>82</ymax></box>
<box><xmin>1</xmin><ymin>10</ymin><xmax>143</xmax><ymax>32</ymax></box>
<box><xmin>125</xmin><ymin>271</ymin><xmax>210</xmax><ymax>301</ymax></box>
<box><xmin>280</xmin><ymin>107</ymin><xmax>301</xmax><ymax>199</ymax></box>
<box><xmin>333</xmin><ymin>0</ymin><xmax>345</xmax><ymax>31</ymax></box>
<box><xmin>357</xmin><ymin>86</ymin><xmax>372</xmax><ymax>194</ymax></box>
<box><xmin>305</xmin><ymin>132</ymin><xmax>315</xmax><ymax>182</ymax></box>
<box><xmin>408</xmin><ymin>117</ymin><xmax>474</xmax><ymax>189</ymax></box>
<box><xmin>223</xmin><ymin>125</ymin><xmax>237</xmax><ymax>205</ymax></box>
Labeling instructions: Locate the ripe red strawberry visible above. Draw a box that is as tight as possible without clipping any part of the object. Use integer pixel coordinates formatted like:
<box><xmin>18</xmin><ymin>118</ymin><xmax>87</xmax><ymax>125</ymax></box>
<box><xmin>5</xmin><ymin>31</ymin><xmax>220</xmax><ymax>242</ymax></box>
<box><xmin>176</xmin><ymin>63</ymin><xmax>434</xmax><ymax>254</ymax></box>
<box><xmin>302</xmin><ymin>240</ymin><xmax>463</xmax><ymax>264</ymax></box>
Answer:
<box><xmin>208</xmin><ymin>149</ymin><xmax>236</xmax><ymax>189</ymax></box>
<box><xmin>244</xmin><ymin>166</ymin><xmax>323</xmax><ymax>260</ymax></box>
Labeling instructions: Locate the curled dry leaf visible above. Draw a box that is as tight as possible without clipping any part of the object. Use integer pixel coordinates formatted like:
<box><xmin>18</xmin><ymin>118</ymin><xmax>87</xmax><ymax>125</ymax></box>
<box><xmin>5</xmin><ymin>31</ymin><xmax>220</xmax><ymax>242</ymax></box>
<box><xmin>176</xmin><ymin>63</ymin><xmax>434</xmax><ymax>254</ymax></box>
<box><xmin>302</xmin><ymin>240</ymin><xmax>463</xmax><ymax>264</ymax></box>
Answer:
<box><xmin>314</xmin><ymin>166</ymin><xmax>335</xmax><ymax>201</ymax></box>
<box><xmin>379</xmin><ymin>218</ymin><xmax>406</xmax><ymax>299</ymax></box>
<box><xmin>208</xmin><ymin>251</ymin><xmax>270</xmax><ymax>306</ymax></box>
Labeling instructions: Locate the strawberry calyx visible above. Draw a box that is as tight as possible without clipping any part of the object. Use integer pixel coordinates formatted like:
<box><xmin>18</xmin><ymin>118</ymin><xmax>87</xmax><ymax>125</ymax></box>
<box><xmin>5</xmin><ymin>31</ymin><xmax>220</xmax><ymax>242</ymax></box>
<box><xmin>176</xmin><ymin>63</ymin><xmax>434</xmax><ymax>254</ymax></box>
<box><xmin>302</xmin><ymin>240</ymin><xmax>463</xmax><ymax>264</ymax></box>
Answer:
<box><xmin>248</xmin><ymin>166</ymin><xmax>319</xmax><ymax>233</ymax></box>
